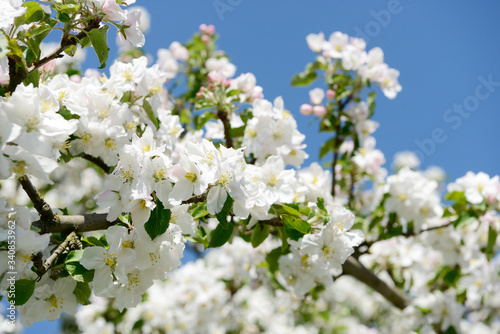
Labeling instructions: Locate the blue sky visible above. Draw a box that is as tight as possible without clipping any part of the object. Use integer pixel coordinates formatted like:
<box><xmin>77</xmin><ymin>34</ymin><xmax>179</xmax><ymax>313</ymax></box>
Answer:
<box><xmin>20</xmin><ymin>1</ymin><xmax>500</xmax><ymax>332</ymax></box>
<box><xmin>136</xmin><ymin>0</ymin><xmax>500</xmax><ymax>181</ymax></box>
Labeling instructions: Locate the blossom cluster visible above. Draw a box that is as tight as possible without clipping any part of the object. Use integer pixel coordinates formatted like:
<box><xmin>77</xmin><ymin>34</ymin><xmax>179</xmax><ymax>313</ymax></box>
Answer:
<box><xmin>306</xmin><ymin>31</ymin><xmax>402</xmax><ymax>99</ymax></box>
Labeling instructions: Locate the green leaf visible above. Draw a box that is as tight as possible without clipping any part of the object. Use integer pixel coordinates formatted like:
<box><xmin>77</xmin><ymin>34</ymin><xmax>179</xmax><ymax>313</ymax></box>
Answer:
<box><xmin>55</xmin><ymin>3</ymin><xmax>81</xmax><ymax>14</ymax></box>
<box><xmin>142</xmin><ymin>98</ymin><xmax>159</xmax><ymax>130</ymax></box>
<box><xmin>65</xmin><ymin>262</ymin><xmax>95</xmax><ymax>283</ymax></box>
<box><xmin>317</xmin><ymin>197</ymin><xmax>327</xmax><ymax>213</ymax></box>
<box><xmin>180</xmin><ymin>108</ymin><xmax>192</xmax><ymax>125</ymax></box>
<box><xmin>443</xmin><ymin>267</ymin><xmax>461</xmax><ymax>287</ymax></box>
<box><xmin>144</xmin><ymin>200</ymin><xmax>171</xmax><ymax>241</ymax></box>
<box><xmin>216</xmin><ymin>195</ymin><xmax>234</xmax><ymax>228</ymax></box>
<box><xmin>26</xmin><ymin>22</ymin><xmax>54</xmax><ymax>38</ymax></box>
<box><xmin>280</xmin><ymin>204</ymin><xmax>302</xmax><ymax>217</ymax></box>
<box><xmin>291</xmin><ymin>71</ymin><xmax>317</xmax><ymax>87</ymax></box>
<box><xmin>64</xmin><ymin>44</ymin><xmax>77</xmax><ymax>57</ymax></box>
<box><xmin>319</xmin><ymin>137</ymin><xmax>336</xmax><ymax>159</ymax></box>
<box><xmin>65</xmin><ymin>249</ymin><xmax>84</xmax><ymax>263</ymax></box>
<box><xmin>8</xmin><ymin>279</ymin><xmax>36</xmax><ymax>306</ymax></box>
<box><xmin>23</xmin><ymin>69</ymin><xmax>39</xmax><ymax>87</ymax></box>
<box><xmin>195</xmin><ymin>112</ymin><xmax>215</xmax><ymax>130</ymax></box>
<box><xmin>226</xmin><ymin>89</ymin><xmax>243</xmax><ymax>97</ymax></box>
<box><xmin>8</xmin><ymin>38</ymin><xmax>23</xmax><ymax>61</ymax></box>
<box><xmin>454</xmin><ymin>210</ymin><xmax>477</xmax><ymax>229</ymax></box>
<box><xmin>443</xmin><ymin>326</ymin><xmax>459</xmax><ymax>334</ymax></box>
<box><xmin>278</xmin><ymin>226</ymin><xmax>289</xmax><ymax>252</ymax></box>
<box><xmin>444</xmin><ymin>191</ymin><xmax>467</xmax><ymax>203</ymax></box>
<box><xmin>57</xmin><ymin>12</ymin><xmax>71</xmax><ymax>23</ymax></box>
<box><xmin>0</xmin><ymin>31</ymin><xmax>10</xmax><ymax>60</ymax></box>
<box><xmin>367</xmin><ymin>91</ymin><xmax>376</xmax><ymax>117</ymax></box>
<box><xmin>208</xmin><ymin>222</ymin><xmax>234</xmax><ymax>248</ymax></box>
<box><xmin>15</xmin><ymin>2</ymin><xmax>45</xmax><ymax>27</ymax></box>
<box><xmin>81</xmin><ymin>236</ymin><xmax>107</xmax><ymax>248</ymax></box>
<box><xmin>265</xmin><ymin>247</ymin><xmax>282</xmax><ymax>273</ymax></box>
<box><xmin>251</xmin><ymin>223</ymin><xmax>270</xmax><ymax>248</ymax></box>
<box><xmin>87</xmin><ymin>26</ymin><xmax>109</xmax><ymax>69</ymax></box>
<box><xmin>229</xmin><ymin>126</ymin><xmax>245</xmax><ymax>138</ymax></box>
<box><xmin>281</xmin><ymin>214</ymin><xmax>310</xmax><ymax>241</ymax></box>
<box><xmin>486</xmin><ymin>225</ymin><xmax>498</xmax><ymax>257</ymax></box>
<box><xmin>190</xmin><ymin>201</ymin><xmax>209</xmax><ymax>220</ymax></box>
<box><xmin>73</xmin><ymin>282</ymin><xmax>91</xmax><ymax>305</ymax></box>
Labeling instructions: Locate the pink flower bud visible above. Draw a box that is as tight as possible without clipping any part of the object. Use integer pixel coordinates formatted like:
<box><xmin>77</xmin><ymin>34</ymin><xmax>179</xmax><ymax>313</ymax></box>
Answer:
<box><xmin>41</xmin><ymin>59</ymin><xmax>57</xmax><ymax>73</ymax></box>
<box><xmin>205</xmin><ymin>25</ymin><xmax>216</xmax><ymax>36</ymax></box>
<box><xmin>313</xmin><ymin>105</ymin><xmax>327</xmax><ymax>117</ymax></box>
<box><xmin>201</xmin><ymin>35</ymin><xmax>210</xmax><ymax>44</ymax></box>
<box><xmin>300</xmin><ymin>104</ymin><xmax>313</xmax><ymax>116</ymax></box>
<box><xmin>69</xmin><ymin>74</ymin><xmax>81</xmax><ymax>83</ymax></box>
<box><xmin>208</xmin><ymin>71</ymin><xmax>224</xmax><ymax>83</ymax></box>
<box><xmin>199</xmin><ymin>24</ymin><xmax>207</xmax><ymax>33</ymax></box>
<box><xmin>326</xmin><ymin>89</ymin><xmax>336</xmax><ymax>100</ymax></box>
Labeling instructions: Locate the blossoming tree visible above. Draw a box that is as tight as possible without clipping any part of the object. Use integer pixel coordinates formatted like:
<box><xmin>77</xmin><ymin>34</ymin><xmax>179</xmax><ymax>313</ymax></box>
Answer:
<box><xmin>0</xmin><ymin>1</ymin><xmax>499</xmax><ymax>333</ymax></box>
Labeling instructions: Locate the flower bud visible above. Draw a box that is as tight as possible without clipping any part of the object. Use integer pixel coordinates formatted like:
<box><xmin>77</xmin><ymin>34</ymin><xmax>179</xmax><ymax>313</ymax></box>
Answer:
<box><xmin>300</xmin><ymin>104</ymin><xmax>313</xmax><ymax>116</ymax></box>
<box><xmin>313</xmin><ymin>105</ymin><xmax>327</xmax><ymax>117</ymax></box>
<box><xmin>326</xmin><ymin>89</ymin><xmax>336</xmax><ymax>100</ymax></box>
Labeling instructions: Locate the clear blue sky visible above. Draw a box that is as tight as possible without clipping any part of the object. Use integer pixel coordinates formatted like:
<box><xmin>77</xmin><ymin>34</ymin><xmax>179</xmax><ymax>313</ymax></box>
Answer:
<box><xmin>21</xmin><ymin>1</ymin><xmax>500</xmax><ymax>332</ymax></box>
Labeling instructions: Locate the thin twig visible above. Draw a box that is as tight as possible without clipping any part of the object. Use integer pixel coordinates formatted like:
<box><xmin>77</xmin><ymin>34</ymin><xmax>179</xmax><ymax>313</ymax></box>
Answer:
<box><xmin>260</xmin><ymin>217</ymin><xmax>284</xmax><ymax>227</ymax></box>
<box><xmin>34</xmin><ymin>232</ymin><xmax>78</xmax><ymax>278</ymax></box>
<box><xmin>7</xmin><ymin>17</ymin><xmax>101</xmax><ymax>94</ymax></box>
<box><xmin>331</xmin><ymin>95</ymin><xmax>353</xmax><ymax>197</ymax></box>
<box><xmin>18</xmin><ymin>175</ymin><xmax>58</xmax><ymax>223</ymax></box>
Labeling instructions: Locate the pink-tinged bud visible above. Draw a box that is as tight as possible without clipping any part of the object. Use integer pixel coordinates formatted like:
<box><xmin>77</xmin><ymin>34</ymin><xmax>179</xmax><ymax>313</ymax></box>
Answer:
<box><xmin>225</xmin><ymin>79</ymin><xmax>231</xmax><ymax>87</ymax></box>
<box><xmin>69</xmin><ymin>74</ymin><xmax>82</xmax><ymax>83</ymax></box>
<box><xmin>300</xmin><ymin>104</ymin><xmax>313</xmax><ymax>116</ymax></box>
<box><xmin>196</xmin><ymin>91</ymin><xmax>203</xmax><ymax>98</ymax></box>
<box><xmin>205</xmin><ymin>24</ymin><xmax>216</xmax><ymax>36</ymax></box>
<box><xmin>199</xmin><ymin>86</ymin><xmax>205</xmax><ymax>92</ymax></box>
<box><xmin>201</xmin><ymin>35</ymin><xmax>210</xmax><ymax>44</ymax></box>
<box><xmin>326</xmin><ymin>89</ymin><xmax>336</xmax><ymax>100</ymax></box>
<box><xmin>208</xmin><ymin>71</ymin><xmax>224</xmax><ymax>83</ymax></box>
<box><xmin>199</xmin><ymin>24</ymin><xmax>207</xmax><ymax>33</ymax></box>
<box><xmin>313</xmin><ymin>105</ymin><xmax>327</xmax><ymax>117</ymax></box>
<box><xmin>42</xmin><ymin>59</ymin><xmax>57</xmax><ymax>73</ymax></box>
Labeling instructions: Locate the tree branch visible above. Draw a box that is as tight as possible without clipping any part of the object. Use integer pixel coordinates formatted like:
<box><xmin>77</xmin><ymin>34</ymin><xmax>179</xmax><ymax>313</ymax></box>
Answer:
<box><xmin>82</xmin><ymin>154</ymin><xmax>111</xmax><ymax>173</ymax></box>
<box><xmin>18</xmin><ymin>175</ymin><xmax>58</xmax><ymax>223</ymax></box>
<box><xmin>33</xmin><ymin>232</ymin><xmax>79</xmax><ymax>278</ymax></box>
<box><xmin>32</xmin><ymin>213</ymin><xmax>120</xmax><ymax>234</ymax></box>
<box><xmin>331</xmin><ymin>95</ymin><xmax>353</xmax><ymax>197</ymax></box>
<box><xmin>217</xmin><ymin>108</ymin><xmax>233</xmax><ymax>148</ymax></box>
<box><xmin>7</xmin><ymin>17</ymin><xmax>102</xmax><ymax>94</ymax></box>
<box><xmin>342</xmin><ymin>257</ymin><xmax>411</xmax><ymax>310</ymax></box>
<box><xmin>260</xmin><ymin>217</ymin><xmax>284</xmax><ymax>227</ymax></box>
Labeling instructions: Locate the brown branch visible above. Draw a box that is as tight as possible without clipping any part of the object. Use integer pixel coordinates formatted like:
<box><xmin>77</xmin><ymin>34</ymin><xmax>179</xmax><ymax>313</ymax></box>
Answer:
<box><xmin>331</xmin><ymin>122</ymin><xmax>342</xmax><ymax>197</ymax></box>
<box><xmin>82</xmin><ymin>154</ymin><xmax>111</xmax><ymax>173</ymax></box>
<box><xmin>183</xmin><ymin>195</ymin><xmax>206</xmax><ymax>205</ymax></box>
<box><xmin>34</xmin><ymin>232</ymin><xmax>78</xmax><ymax>278</ymax></box>
<box><xmin>32</xmin><ymin>213</ymin><xmax>120</xmax><ymax>234</ymax></box>
<box><xmin>217</xmin><ymin>108</ymin><xmax>233</xmax><ymax>148</ymax></box>
<box><xmin>342</xmin><ymin>257</ymin><xmax>411</xmax><ymax>310</ymax></box>
<box><xmin>7</xmin><ymin>17</ymin><xmax>102</xmax><ymax>94</ymax></box>
<box><xmin>260</xmin><ymin>217</ymin><xmax>284</xmax><ymax>227</ymax></box>
<box><xmin>347</xmin><ymin>168</ymin><xmax>356</xmax><ymax>208</ymax></box>
<box><xmin>18</xmin><ymin>175</ymin><xmax>58</xmax><ymax>223</ymax></box>
<box><xmin>331</xmin><ymin>95</ymin><xmax>353</xmax><ymax>197</ymax></box>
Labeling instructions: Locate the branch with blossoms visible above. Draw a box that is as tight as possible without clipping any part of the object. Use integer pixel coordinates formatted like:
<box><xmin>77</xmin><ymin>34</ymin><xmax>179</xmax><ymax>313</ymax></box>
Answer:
<box><xmin>1</xmin><ymin>3</ymin><xmax>499</xmax><ymax>332</ymax></box>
